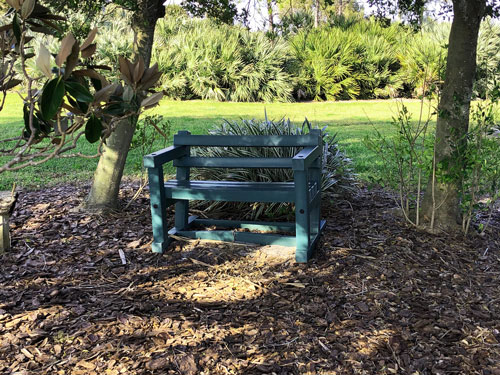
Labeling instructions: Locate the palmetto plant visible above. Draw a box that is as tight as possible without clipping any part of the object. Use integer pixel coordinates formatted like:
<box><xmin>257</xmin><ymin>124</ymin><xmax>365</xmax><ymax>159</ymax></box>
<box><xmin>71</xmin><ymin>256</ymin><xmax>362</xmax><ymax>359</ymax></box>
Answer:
<box><xmin>291</xmin><ymin>27</ymin><xmax>360</xmax><ymax>101</ymax></box>
<box><xmin>153</xmin><ymin>16</ymin><xmax>294</xmax><ymax>102</ymax></box>
<box><xmin>396</xmin><ymin>22</ymin><xmax>449</xmax><ymax>97</ymax></box>
<box><xmin>192</xmin><ymin>117</ymin><xmax>355</xmax><ymax>219</ymax></box>
<box><xmin>475</xmin><ymin>19</ymin><xmax>500</xmax><ymax>99</ymax></box>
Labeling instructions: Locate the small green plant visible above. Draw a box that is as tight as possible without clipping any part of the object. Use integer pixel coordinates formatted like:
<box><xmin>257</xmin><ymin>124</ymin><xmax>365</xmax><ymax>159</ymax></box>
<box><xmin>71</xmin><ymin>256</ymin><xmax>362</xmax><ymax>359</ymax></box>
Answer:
<box><xmin>365</xmin><ymin>97</ymin><xmax>435</xmax><ymax>226</ymax></box>
<box><xmin>193</xmin><ymin>116</ymin><xmax>355</xmax><ymax>219</ymax></box>
<box><xmin>458</xmin><ymin>95</ymin><xmax>500</xmax><ymax>234</ymax></box>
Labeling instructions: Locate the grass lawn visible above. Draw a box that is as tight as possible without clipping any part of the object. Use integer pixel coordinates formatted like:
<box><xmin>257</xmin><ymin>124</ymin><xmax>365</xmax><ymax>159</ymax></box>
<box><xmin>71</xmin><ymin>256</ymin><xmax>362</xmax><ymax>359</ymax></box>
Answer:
<box><xmin>0</xmin><ymin>94</ymin><xmax>436</xmax><ymax>190</ymax></box>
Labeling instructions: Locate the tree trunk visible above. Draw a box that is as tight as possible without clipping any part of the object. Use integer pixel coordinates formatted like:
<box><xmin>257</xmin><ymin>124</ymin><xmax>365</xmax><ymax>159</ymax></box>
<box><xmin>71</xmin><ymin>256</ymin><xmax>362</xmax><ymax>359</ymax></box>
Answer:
<box><xmin>267</xmin><ymin>0</ymin><xmax>274</xmax><ymax>32</ymax></box>
<box><xmin>421</xmin><ymin>0</ymin><xmax>485</xmax><ymax>230</ymax></box>
<box><xmin>84</xmin><ymin>0</ymin><xmax>164</xmax><ymax>210</ymax></box>
<box><xmin>314</xmin><ymin>0</ymin><xmax>320</xmax><ymax>27</ymax></box>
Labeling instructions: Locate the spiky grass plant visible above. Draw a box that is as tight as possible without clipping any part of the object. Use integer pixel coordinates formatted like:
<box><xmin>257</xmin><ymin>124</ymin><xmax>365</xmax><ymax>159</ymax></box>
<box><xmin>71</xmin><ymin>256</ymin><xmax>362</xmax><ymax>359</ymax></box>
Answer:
<box><xmin>192</xmin><ymin>117</ymin><xmax>355</xmax><ymax>219</ymax></box>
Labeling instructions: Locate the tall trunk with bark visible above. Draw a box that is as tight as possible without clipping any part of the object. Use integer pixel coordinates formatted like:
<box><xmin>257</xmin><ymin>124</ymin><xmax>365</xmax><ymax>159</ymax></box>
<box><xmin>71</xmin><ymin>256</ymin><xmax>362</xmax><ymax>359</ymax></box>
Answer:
<box><xmin>421</xmin><ymin>0</ymin><xmax>485</xmax><ymax>230</ymax></box>
<box><xmin>85</xmin><ymin>0</ymin><xmax>165</xmax><ymax>210</ymax></box>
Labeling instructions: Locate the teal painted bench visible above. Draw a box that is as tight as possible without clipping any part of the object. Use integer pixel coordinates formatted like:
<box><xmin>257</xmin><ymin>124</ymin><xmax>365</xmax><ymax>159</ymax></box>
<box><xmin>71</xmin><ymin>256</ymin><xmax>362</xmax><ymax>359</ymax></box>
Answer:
<box><xmin>144</xmin><ymin>130</ymin><xmax>326</xmax><ymax>263</ymax></box>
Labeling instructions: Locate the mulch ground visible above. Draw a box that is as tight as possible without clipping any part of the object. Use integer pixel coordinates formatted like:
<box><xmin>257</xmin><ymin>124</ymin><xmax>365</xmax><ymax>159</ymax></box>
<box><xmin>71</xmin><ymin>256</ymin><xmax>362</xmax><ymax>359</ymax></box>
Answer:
<box><xmin>1</xmin><ymin>182</ymin><xmax>499</xmax><ymax>375</ymax></box>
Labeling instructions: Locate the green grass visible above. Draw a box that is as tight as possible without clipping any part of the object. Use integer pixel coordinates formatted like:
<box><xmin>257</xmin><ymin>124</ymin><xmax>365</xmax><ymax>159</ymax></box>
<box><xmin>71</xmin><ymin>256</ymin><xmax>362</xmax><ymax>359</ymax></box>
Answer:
<box><xmin>0</xmin><ymin>94</ymin><xmax>436</xmax><ymax>190</ymax></box>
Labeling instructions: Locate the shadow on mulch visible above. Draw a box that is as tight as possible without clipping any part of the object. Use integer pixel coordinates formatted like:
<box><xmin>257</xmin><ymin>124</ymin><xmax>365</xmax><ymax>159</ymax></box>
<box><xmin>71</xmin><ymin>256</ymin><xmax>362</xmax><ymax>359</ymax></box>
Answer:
<box><xmin>1</xmin><ymin>181</ymin><xmax>499</xmax><ymax>375</ymax></box>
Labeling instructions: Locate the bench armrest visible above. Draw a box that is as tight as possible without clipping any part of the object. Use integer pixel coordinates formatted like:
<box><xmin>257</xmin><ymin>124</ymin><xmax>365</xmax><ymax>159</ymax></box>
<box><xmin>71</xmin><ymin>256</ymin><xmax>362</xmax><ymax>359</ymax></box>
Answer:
<box><xmin>144</xmin><ymin>145</ymin><xmax>188</xmax><ymax>168</ymax></box>
<box><xmin>292</xmin><ymin>146</ymin><xmax>321</xmax><ymax>170</ymax></box>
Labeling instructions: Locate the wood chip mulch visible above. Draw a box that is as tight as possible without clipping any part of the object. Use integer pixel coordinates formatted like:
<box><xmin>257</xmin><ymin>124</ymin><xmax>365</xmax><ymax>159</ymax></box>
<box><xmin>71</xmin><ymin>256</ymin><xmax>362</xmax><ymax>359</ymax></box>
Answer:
<box><xmin>0</xmin><ymin>182</ymin><xmax>499</xmax><ymax>375</ymax></box>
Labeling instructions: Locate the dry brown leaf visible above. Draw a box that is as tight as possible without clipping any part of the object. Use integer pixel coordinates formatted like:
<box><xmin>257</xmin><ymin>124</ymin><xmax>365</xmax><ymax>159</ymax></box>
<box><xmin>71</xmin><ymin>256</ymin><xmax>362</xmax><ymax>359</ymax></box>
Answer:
<box><xmin>55</xmin><ymin>33</ymin><xmax>76</xmax><ymax>67</ymax></box>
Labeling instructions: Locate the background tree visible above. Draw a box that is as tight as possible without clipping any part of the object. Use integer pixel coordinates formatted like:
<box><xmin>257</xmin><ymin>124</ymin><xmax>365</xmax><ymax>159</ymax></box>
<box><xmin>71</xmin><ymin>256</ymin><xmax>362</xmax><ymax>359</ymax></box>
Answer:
<box><xmin>369</xmin><ymin>0</ymin><xmax>500</xmax><ymax>230</ymax></box>
<box><xmin>42</xmin><ymin>0</ymin><xmax>241</xmax><ymax>210</ymax></box>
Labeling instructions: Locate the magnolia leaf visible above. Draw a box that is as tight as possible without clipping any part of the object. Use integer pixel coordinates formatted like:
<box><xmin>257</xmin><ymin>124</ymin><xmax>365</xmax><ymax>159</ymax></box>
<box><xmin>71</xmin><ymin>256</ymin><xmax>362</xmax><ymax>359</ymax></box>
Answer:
<box><xmin>140</xmin><ymin>92</ymin><xmax>163</xmax><ymax>109</ymax></box>
<box><xmin>80</xmin><ymin>44</ymin><xmax>96</xmax><ymax>59</ymax></box>
<box><xmin>123</xmin><ymin>85</ymin><xmax>134</xmax><ymax>102</ymax></box>
<box><xmin>36</xmin><ymin>44</ymin><xmax>52</xmax><ymax>79</ymax></box>
<box><xmin>133</xmin><ymin>57</ymin><xmax>145</xmax><ymax>83</ymax></box>
<box><xmin>72</xmin><ymin>69</ymin><xmax>108</xmax><ymax>87</ymax></box>
<box><xmin>64</xmin><ymin>81</ymin><xmax>93</xmax><ymax>103</ymax></box>
<box><xmin>0</xmin><ymin>24</ymin><xmax>12</xmax><ymax>33</ymax></box>
<box><xmin>55</xmin><ymin>33</ymin><xmax>76</xmax><ymax>67</ymax></box>
<box><xmin>6</xmin><ymin>0</ymin><xmax>21</xmax><ymax>11</ymax></box>
<box><xmin>21</xmin><ymin>0</ymin><xmax>36</xmax><ymax>19</ymax></box>
<box><xmin>138</xmin><ymin>68</ymin><xmax>162</xmax><ymax>91</ymax></box>
<box><xmin>119</xmin><ymin>57</ymin><xmax>133</xmax><ymax>86</ymax></box>
<box><xmin>85</xmin><ymin>115</ymin><xmax>103</xmax><ymax>143</ymax></box>
<box><xmin>94</xmin><ymin>83</ymin><xmax>118</xmax><ymax>103</ymax></box>
<box><xmin>1</xmin><ymin>79</ymin><xmax>22</xmax><ymax>90</ymax></box>
<box><xmin>63</xmin><ymin>41</ymin><xmax>80</xmax><ymax>79</ymax></box>
<box><xmin>12</xmin><ymin>13</ymin><xmax>21</xmax><ymax>43</ymax></box>
<box><xmin>41</xmin><ymin>77</ymin><xmax>65</xmax><ymax>120</ymax></box>
<box><xmin>80</xmin><ymin>28</ymin><xmax>97</xmax><ymax>51</ymax></box>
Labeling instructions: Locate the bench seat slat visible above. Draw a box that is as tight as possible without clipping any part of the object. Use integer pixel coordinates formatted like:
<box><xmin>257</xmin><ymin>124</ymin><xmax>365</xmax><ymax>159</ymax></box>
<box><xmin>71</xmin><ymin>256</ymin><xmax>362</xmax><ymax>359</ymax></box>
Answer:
<box><xmin>164</xmin><ymin>180</ymin><xmax>295</xmax><ymax>202</ymax></box>
<box><xmin>173</xmin><ymin>134</ymin><xmax>320</xmax><ymax>147</ymax></box>
<box><xmin>173</xmin><ymin>157</ymin><xmax>293</xmax><ymax>169</ymax></box>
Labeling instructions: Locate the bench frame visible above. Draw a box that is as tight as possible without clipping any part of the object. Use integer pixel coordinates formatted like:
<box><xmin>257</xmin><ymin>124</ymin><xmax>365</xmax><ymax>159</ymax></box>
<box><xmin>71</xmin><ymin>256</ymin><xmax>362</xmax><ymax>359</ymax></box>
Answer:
<box><xmin>144</xmin><ymin>130</ymin><xmax>326</xmax><ymax>262</ymax></box>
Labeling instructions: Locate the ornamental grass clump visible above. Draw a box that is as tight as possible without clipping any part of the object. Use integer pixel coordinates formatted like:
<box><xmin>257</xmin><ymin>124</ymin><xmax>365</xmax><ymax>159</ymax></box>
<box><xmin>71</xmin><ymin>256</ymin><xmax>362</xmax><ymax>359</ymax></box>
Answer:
<box><xmin>192</xmin><ymin>117</ymin><xmax>355</xmax><ymax>219</ymax></box>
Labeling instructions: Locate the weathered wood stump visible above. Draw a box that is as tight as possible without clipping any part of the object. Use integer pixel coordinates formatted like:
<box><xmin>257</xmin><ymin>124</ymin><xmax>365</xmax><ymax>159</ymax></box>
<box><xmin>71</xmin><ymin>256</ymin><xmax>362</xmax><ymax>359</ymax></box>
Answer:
<box><xmin>0</xmin><ymin>191</ymin><xmax>17</xmax><ymax>253</ymax></box>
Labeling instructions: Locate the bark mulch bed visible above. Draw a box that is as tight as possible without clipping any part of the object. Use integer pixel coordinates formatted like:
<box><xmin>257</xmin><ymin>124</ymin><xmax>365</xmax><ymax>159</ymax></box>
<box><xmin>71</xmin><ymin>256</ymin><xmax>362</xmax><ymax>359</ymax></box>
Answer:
<box><xmin>1</xmin><ymin>182</ymin><xmax>499</xmax><ymax>375</ymax></box>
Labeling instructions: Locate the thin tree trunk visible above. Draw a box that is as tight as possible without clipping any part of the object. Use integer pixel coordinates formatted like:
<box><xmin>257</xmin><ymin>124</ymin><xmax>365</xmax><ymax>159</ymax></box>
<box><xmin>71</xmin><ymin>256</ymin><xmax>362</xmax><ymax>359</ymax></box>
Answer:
<box><xmin>267</xmin><ymin>0</ymin><xmax>274</xmax><ymax>32</ymax></box>
<box><xmin>84</xmin><ymin>0</ymin><xmax>164</xmax><ymax>210</ymax></box>
<box><xmin>314</xmin><ymin>0</ymin><xmax>320</xmax><ymax>27</ymax></box>
<box><xmin>421</xmin><ymin>0</ymin><xmax>485</xmax><ymax>230</ymax></box>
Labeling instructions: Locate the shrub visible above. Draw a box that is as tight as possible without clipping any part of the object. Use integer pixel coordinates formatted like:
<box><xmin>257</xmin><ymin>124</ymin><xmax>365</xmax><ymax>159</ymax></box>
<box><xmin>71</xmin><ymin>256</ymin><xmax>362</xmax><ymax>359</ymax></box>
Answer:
<box><xmin>396</xmin><ymin>22</ymin><xmax>448</xmax><ymax>97</ymax></box>
<box><xmin>153</xmin><ymin>16</ymin><xmax>294</xmax><ymax>102</ymax></box>
<box><xmin>192</xmin><ymin>117</ymin><xmax>355</xmax><ymax>219</ymax></box>
<box><xmin>475</xmin><ymin>19</ymin><xmax>500</xmax><ymax>99</ymax></box>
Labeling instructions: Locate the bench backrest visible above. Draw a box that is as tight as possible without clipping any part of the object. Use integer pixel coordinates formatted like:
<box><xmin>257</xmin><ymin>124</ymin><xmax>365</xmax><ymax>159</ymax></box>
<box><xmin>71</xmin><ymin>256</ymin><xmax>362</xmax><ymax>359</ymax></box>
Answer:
<box><xmin>173</xmin><ymin>130</ymin><xmax>322</xmax><ymax>148</ymax></box>
<box><xmin>171</xmin><ymin>130</ymin><xmax>322</xmax><ymax>169</ymax></box>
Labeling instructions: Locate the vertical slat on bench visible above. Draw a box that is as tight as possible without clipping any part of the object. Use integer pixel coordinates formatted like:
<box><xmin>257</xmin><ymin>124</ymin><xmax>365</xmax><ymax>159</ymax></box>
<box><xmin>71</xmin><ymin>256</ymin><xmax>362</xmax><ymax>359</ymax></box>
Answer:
<box><xmin>309</xmin><ymin>129</ymin><xmax>323</xmax><ymax>246</ymax></box>
<box><xmin>175</xmin><ymin>130</ymin><xmax>191</xmax><ymax>230</ymax></box>
<box><xmin>148</xmin><ymin>166</ymin><xmax>171</xmax><ymax>253</ymax></box>
<box><xmin>294</xmin><ymin>169</ymin><xmax>311</xmax><ymax>263</ymax></box>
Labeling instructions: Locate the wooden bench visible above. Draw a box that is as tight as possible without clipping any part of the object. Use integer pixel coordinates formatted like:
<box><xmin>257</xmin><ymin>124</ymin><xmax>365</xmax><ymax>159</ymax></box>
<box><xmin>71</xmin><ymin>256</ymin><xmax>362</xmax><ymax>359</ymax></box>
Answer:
<box><xmin>144</xmin><ymin>130</ymin><xmax>326</xmax><ymax>262</ymax></box>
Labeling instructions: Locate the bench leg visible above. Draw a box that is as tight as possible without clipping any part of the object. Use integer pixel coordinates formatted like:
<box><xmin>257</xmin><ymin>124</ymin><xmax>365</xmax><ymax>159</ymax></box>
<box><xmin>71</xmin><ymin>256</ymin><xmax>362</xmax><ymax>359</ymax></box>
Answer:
<box><xmin>294</xmin><ymin>170</ymin><xmax>311</xmax><ymax>263</ymax></box>
<box><xmin>175</xmin><ymin>157</ymin><xmax>191</xmax><ymax>231</ymax></box>
<box><xmin>148</xmin><ymin>167</ymin><xmax>172</xmax><ymax>253</ymax></box>
<box><xmin>310</xmin><ymin>166</ymin><xmax>322</xmax><ymax>238</ymax></box>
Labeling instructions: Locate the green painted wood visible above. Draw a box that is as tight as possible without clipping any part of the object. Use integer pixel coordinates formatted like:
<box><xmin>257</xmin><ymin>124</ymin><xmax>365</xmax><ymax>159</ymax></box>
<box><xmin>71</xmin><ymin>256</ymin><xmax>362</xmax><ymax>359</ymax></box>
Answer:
<box><xmin>193</xmin><ymin>218</ymin><xmax>296</xmax><ymax>232</ymax></box>
<box><xmin>292</xmin><ymin>146</ymin><xmax>321</xmax><ymax>170</ymax></box>
<box><xmin>174</xmin><ymin>157</ymin><xmax>293</xmax><ymax>169</ymax></box>
<box><xmin>234</xmin><ymin>232</ymin><xmax>296</xmax><ymax>247</ymax></box>
<box><xmin>173</xmin><ymin>229</ymin><xmax>296</xmax><ymax>247</ymax></box>
<box><xmin>294</xmin><ymin>169</ymin><xmax>311</xmax><ymax>262</ymax></box>
<box><xmin>173</xmin><ymin>134</ymin><xmax>320</xmax><ymax>147</ymax></box>
<box><xmin>164</xmin><ymin>180</ymin><xmax>295</xmax><ymax>203</ymax></box>
<box><xmin>144</xmin><ymin>145</ymin><xmax>188</xmax><ymax>168</ymax></box>
<box><xmin>148</xmin><ymin>167</ymin><xmax>173</xmax><ymax>253</ymax></box>
<box><xmin>175</xmin><ymin>131</ymin><xmax>191</xmax><ymax>230</ymax></box>
<box><xmin>146</xmin><ymin>129</ymin><xmax>328</xmax><ymax>262</ymax></box>
<box><xmin>175</xmin><ymin>230</ymin><xmax>236</xmax><ymax>242</ymax></box>
<box><xmin>297</xmin><ymin>219</ymin><xmax>326</xmax><ymax>263</ymax></box>
<box><xmin>167</xmin><ymin>215</ymin><xmax>198</xmax><ymax>235</ymax></box>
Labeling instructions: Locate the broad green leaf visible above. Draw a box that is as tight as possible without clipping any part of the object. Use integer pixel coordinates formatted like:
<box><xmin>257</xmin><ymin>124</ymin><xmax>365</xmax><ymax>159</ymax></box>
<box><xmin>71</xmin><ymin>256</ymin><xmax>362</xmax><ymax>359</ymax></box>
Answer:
<box><xmin>12</xmin><ymin>13</ymin><xmax>21</xmax><ymax>43</ymax></box>
<box><xmin>65</xmin><ymin>81</ymin><xmax>93</xmax><ymax>103</ymax></box>
<box><xmin>85</xmin><ymin>116</ymin><xmax>103</xmax><ymax>143</ymax></box>
<box><xmin>41</xmin><ymin>77</ymin><xmax>65</xmax><ymax>121</ymax></box>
